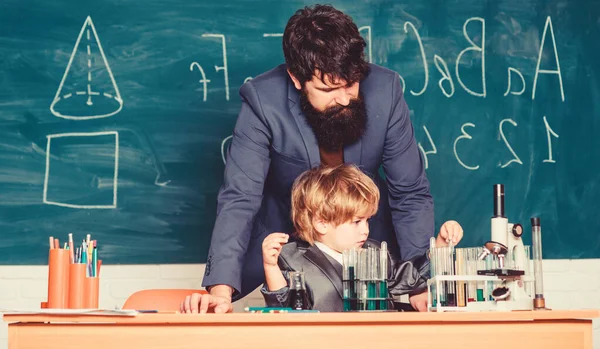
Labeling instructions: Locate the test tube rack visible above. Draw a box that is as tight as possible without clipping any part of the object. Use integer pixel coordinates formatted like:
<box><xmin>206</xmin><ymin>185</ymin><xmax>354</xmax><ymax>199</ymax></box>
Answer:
<box><xmin>427</xmin><ymin>245</ymin><xmax>536</xmax><ymax>312</ymax></box>
<box><xmin>342</xmin><ymin>245</ymin><xmax>394</xmax><ymax>312</ymax></box>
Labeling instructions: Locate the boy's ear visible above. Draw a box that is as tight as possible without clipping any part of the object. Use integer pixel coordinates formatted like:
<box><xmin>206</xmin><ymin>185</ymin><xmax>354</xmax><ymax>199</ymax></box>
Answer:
<box><xmin>312</xmin><ymin>217</ymin><xmax>328</xmax><ymax>236</ymax></box>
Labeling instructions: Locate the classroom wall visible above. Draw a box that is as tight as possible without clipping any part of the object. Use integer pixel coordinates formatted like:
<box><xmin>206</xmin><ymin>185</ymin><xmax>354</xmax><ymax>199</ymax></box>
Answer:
<box><xmin>1</xmin><ymin>260</ymin><xmax>600</xmax><ymax>349</ymax></box>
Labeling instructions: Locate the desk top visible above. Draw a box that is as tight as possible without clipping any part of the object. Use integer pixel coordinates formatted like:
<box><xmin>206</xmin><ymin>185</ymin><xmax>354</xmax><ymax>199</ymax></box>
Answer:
<box><xmin>3</xmin><ymin>309</ymin><xmax>599</xmax><ymax>325</ymax></box>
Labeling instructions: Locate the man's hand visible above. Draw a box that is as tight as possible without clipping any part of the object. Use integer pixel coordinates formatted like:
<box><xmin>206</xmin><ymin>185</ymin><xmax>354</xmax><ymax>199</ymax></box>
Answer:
<box><xmin>409</xmin><ymin>291</ymin><xmax>429</xmax><ymax>312</ymax></box>
<box><xmin>436</xmin><ymin>220</ymin><xmax>464</xmax><ymax>247</ymax></box>
<box><xmin>262</xmin><ymin>233</ymin><xmax>289</xmax><ymax>267</ymax></box>
<box><xmin>180</xmin><ymin>285</ymin><xmax>233</xmax><ymax>314</ymax></box>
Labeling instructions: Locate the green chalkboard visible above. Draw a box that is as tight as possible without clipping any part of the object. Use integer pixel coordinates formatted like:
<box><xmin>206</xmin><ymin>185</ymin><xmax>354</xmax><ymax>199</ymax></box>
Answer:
<box><xmin>0</xmin><ymin>0</ymin><xmax>598</xmax><ymax>264</ymax></box>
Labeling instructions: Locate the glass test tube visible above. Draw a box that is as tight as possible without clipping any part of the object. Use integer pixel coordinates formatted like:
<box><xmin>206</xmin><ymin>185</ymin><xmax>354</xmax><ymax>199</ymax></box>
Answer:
<box><xmin>531</xmin><ymin>217</ymin><xmax>546</xmax><ymax>309</ymax></box>
<box><xmin>343</xmin><ymin>248</ymin><xmax>358</xmax><ymax>311</ymax></box>
<box><xmin>357</xmin><ymin>248</ymin><xmax>367</xmax><ymax>311</ymax></box>
<box><xmin>437</xmin><ymin>247</ymin><xmax>446</xmax><ymax>306</ymax></box>
<box><xmin>456</xmin><ymin>248</ymin><xmax>465</xmax><ymax>307</ymax></box>
<box><xmin>429</xmin><ymin>237</ymin><xmax>436</xmax><ymax>308</ymax></box>
<box><xmin>379</xmin><ymin>242</ymin><xmax>388</xmax><ymax>310</ymax></box>
<box><xmin>342</xmin><ymin>250</ymin><xmax>350</xmax><ymax>311</ymax></box>
<box><xmin>367</xmin><ymin>247</ymin><xmax>377</xmax><ymax>310</ymax></box>
<box><xmin>447</xmin><ymin>244</ymin><xmax>456</xmax><ymax>307</ymax></box>
<box><xmin>465</xmin><ymin>248</ymin><xmax>474</xmax><ymax>303</ymax></box>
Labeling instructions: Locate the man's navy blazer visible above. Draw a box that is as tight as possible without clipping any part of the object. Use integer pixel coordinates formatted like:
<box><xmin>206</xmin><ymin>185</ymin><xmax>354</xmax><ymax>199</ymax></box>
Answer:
<box><xmin>201</xmin><ymin>63</ymin><xmax>434</xmax><ymax>300</ymax></box>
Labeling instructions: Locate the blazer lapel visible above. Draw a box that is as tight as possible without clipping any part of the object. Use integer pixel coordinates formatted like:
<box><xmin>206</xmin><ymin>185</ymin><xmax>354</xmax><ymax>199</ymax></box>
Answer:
<box><xmin>303</xmin><ymin>244</ymin><xmax>343</xmax><ymax>298</ymax></box>
<box><xmin>288</xmin><ymin>81</ymin><xmax>321</xmax><ymax>168</ymax></box>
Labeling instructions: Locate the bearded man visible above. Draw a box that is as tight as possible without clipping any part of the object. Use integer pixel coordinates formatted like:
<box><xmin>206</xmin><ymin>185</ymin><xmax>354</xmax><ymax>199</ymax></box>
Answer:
<box><xmin>181</xmin><ymin>4</ymin><xmax>435</xmax><ymax>314</ymax></box>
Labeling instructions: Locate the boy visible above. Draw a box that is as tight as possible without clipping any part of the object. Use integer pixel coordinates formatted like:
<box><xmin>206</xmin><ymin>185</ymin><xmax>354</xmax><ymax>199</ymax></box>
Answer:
<box><xmin>261</xmin><ymin>164</ymin><xmax>463</xmax><ymax>312</ymax></box>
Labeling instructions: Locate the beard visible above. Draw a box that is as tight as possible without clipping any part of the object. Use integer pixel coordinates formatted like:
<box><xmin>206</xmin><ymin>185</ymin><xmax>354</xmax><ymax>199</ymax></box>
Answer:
<box><xmin>300</xmin><ymin>90</ymin><xmax>367</xmax><ymax>152</ymax></box>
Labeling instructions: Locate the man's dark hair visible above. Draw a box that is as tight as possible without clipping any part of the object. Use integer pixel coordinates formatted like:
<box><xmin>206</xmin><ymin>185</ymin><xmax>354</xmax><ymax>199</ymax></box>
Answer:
<box><xmin>283</xmin><ymin>4</ymin><xmax>370</xmax><ymax>86</ymax></box>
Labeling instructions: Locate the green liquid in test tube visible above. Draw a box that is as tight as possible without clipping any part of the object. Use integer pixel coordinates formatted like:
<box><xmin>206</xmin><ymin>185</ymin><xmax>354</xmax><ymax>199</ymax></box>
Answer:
<box><xmin>379</xmin><ymin>241</ymin><xmax>388</xmax><ymax>310</ymax></box>
<box><xmin>367</xmin><ymin>247</ymin><xmax>377</xmax><ymax>310</ymax></box>
<box><xmin>343</xmin><ymin>250</ymin><xmax>351</xmax><ymax>311</ymax></box>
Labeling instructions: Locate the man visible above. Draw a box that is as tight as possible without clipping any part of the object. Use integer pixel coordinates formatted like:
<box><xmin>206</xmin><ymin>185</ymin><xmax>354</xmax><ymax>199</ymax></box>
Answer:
<box><xmin>181</xmin><ymin>4</ymin><xmax>435</xmax><ymax>313</ymax></box>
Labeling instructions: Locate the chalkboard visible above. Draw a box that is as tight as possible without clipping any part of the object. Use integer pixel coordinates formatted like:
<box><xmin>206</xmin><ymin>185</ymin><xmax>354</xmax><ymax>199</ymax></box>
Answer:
<box><xmin>0</xmin><ymin>0</ymin><xmax>598</xmax><ymax>264</ymax></box>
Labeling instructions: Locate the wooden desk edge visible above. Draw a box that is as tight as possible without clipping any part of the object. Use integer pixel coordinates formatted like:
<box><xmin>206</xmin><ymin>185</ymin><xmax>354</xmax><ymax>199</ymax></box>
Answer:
<box><xmin>3</xmin><ymin>309</ymin><xmax>599</xmax><ymax>325</ymax></box>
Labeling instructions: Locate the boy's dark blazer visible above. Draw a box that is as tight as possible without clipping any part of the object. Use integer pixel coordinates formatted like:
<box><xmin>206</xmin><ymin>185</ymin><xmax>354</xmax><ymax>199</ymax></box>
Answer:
<box><xmin>261</xmin><ymin>239</ymin><xmax>430</xmax><ymax>312</ymax></box>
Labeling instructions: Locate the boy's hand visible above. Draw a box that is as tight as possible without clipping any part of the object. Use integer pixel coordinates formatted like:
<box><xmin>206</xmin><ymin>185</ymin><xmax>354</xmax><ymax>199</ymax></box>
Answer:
<box><xmin>262</xmin><ymin>233</ymin><xmax>289</xmax><ymax>267</ymax></box>
<box><xmin>436</xmin><ymin>220</ymin><xmax>463</xmax><ymax>247</ymax></box>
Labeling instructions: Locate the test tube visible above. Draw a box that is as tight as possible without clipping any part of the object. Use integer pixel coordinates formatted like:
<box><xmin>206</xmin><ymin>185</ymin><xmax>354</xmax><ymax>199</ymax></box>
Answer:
<box><xmin>379</xmin><ymin>242</ymin><xmax>388</xmax><ymax>310</ymax></box>
<box><xmin>447</xmin><ymin>244</ymin><xmax>456</xmax><ymax>307</ymax></box>
<box><xmin>342</xmin><ymin>250</ymin><xmax>350</xmax><ymax>311</ymax></box>
<box><xmin>367</xmin><ymin>247</ymin><xmax>377</xmax><ymax>310</ymax></box>
<box><xmin>357</xmin><ymin>249</ymin><xmax>367</xmax><ymax>311</ymax></box>
<box><xmin>436</xmin><ymin>247</ymin><xmax>446</xmax><ymax>306</ymax></box>
<box><xmin>531</xmin><ymin>217</ymin><xmax>546</xmax><ymax>309</ymax></box>
<box><xmin>428</xmin><ymin>237</ymin><xmax>436</xmax><ymax>308</ymax></box>
<box><xmin>464</xmin><ymin>248</ymin><xmax>472</xmax><ymax>303</ymax></box>
<box><xmin>350</xmin><ymin>248</ymin><xmax>357</xmax><ymax>310</ymax></box>
<box><xmin>481</xmin><ymin>252</ymin><xmax>489</xmax><ymax>301</ymax></box>
<box><xmin>524</xmin><ymin>245</ymin><xmax>532</xmax><ymax>296</ymax></box>
<box><xmin>456</xmin><ymin>248</ymin><xmax>465</xmax><ymax>307</ymax></box>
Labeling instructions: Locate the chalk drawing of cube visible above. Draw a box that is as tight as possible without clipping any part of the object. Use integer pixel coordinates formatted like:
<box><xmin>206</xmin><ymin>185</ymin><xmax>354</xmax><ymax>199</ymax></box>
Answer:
<box><xmin>43</xmin><ymin>131</ymin><xmax>119</xmax><ymax>209</ymax></box>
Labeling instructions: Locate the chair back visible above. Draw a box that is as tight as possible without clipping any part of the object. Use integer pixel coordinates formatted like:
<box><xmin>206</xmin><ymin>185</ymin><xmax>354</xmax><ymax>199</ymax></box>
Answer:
<box><xmin>123</xmin><ymin>289</ymin><xmax>207</xmax><ymax>311</ymax></box>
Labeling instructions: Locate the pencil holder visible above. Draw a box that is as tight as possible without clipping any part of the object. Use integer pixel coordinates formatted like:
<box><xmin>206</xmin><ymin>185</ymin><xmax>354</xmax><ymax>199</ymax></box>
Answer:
<box><xmin>47</xmin><ymin>248</ymin><xmax>70</xmax><ymax>308</ymax></box>
<box><xmin>83</xmin><ymin>277</ymin><xmax>99</xmax><ymax>308</ymax></box>
<box><xmin>68</xmin><ymin>263</ymin><xmax>86</xmax><ymax>309</ymax></box>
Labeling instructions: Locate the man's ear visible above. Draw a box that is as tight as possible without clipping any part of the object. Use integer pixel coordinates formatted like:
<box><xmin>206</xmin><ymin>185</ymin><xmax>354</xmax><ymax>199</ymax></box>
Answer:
<box><xmin>312</xmin><ymin>217</ymin><xmax>328</xmax><ymax>236</ymax></box>
<box><xmin>287</xmin><ymin>69</ymin><xmax>302</xmax><ymax>90</ymax></box>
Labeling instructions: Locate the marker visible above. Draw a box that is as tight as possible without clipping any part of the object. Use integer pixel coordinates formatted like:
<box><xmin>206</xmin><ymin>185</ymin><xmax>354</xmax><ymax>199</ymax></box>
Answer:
<box><xmin>68</xmin><ymin>233</ymin><xmax>74</xmax><ymax>263</ymax></box>
<box><xmin>92</xmin><ymin>242</ymin><xmax>98</xmax><ymax>277</ymax></box>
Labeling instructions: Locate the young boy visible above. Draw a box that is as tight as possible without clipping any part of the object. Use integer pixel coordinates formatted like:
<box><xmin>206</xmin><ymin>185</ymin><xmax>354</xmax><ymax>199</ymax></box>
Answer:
<box><xmin>261</xmin><ymin>164</ymin><xmax>463</xmax><ymax>312</ymax></box>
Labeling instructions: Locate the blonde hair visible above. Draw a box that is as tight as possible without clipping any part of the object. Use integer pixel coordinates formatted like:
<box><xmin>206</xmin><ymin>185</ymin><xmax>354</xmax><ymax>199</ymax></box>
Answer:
<box><xmin>291</xmin><ymin>164</ymin><xmax>380</xmax><ymax>244</ymax></box>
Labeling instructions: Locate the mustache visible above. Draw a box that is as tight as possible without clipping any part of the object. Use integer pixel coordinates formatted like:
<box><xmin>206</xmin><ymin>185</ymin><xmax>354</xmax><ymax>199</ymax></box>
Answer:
<box><xmin>320</xmin><ymin>99</ymin><xmax>361</xmax><ymax>117</ymax></box>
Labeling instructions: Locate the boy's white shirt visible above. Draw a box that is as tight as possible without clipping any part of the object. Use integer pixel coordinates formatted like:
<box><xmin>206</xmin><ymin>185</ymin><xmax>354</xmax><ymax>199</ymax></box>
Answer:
<box><xmin>314</xmin><ymin>241</ymin><xmax>343</xmax><ymax>265</ymax></box>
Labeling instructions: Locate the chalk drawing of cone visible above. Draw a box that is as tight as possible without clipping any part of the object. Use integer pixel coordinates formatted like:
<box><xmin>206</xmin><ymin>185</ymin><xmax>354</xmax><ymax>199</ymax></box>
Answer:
<box><xmin>50</xmin><ymin>16</ymin><xmax>123</xmax><ymax>120</ymax></box>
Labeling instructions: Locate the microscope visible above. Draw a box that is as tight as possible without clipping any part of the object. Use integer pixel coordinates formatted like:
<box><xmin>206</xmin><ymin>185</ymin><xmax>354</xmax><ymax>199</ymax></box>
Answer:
<box><xmin>477</xmin><ymin>184</ymin><xmax>533</xmax><ymax>311</ymax></box>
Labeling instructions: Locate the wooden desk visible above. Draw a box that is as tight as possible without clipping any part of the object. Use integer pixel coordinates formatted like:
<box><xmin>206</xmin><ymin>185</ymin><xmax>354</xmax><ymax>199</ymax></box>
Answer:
<box><xmin>3</xmin><ymin>310</ymin><xmax>598</xmax><ymax>349</ymax></box>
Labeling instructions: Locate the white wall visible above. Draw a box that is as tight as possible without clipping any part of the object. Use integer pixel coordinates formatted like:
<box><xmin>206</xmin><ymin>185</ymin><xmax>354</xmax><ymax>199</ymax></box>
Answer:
<box><xmin>1</xmin><ymin>259</ymin><xmax>599</xmax><ymax>349</ymax></box>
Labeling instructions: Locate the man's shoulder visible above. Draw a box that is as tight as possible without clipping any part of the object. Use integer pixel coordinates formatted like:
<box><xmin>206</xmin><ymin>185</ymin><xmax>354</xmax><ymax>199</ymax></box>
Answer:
<box><xmin>364</xmin><ymin>63</ymin><xmax>398</xmax><ymax>83</ymax></box>
<box><xmin>238</xmin><ymin>64</ymin><xmax>291</xmax><ymax>109</ymax></box>
<box><xmin>360</xmin><ymin>63</ymin><xmax>400</xmax><ymax>101</ymax></box>
<box><xmin>243</xmin><ymin>64</ymin><xmax>289</xmax><ymax>90</ymax></box>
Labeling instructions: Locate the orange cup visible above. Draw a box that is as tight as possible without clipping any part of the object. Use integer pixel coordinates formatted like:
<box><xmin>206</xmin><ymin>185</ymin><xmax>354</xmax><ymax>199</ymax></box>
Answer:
<box><xmin>68</xmin><ymin>264</ymin><xmax>86</xmax><ymax>309</ymax></box>
<box><xmin>47</xmin><ymin>249</ymin><xmax>70</xmax><ymax>308</ymax></box>
<box><xmin>83</xmin><ymin>277</ymin><xmax>99</xmax><ymax>308</ymax></box>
